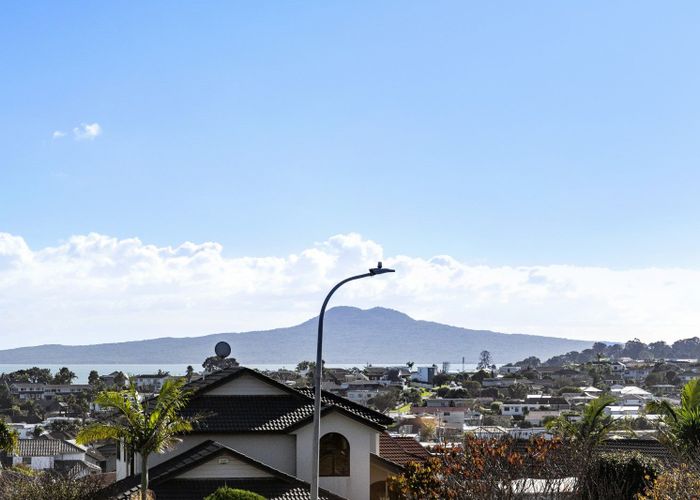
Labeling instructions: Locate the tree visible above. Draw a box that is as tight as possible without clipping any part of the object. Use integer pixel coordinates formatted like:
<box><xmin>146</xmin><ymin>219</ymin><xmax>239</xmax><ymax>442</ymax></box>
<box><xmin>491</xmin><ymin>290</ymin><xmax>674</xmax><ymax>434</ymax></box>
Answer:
<box><xmin>0</xmin><ymin>469</ymin><xmax>104</xmax><ymax>500</ymax></box>
<box><xmin>507</xmin><ymin>383</ymin><xmax>528</xmax><ymax>400</ymax></box>
<box><xmin>471</xmin><ymin>370</ymin><xmax>490</xmax><ymax>383</ymax></box>
<box><xmin>50</xmin><ymin>419</ymin><xmax>80</xmax><ymax>435</ymax></box>
<box><xmin>88</xmin><ymin>370</ymin><xmax>100</xmax><ymax>386</ymax></box>
<box><xmin>113</xmin><ymin>371</ymin><xmax>127</xmax><ymax>389</ymax></box>
<box><xmin>547</xmin><ymin>395</ymin><xmax>618</xmax><ymax>457</ymax></box>
<box><xmin>406</xmin><ymin>361</ymin><xmax>415</xmax><ymax>370</ymax></box>
<box><xmin>8</xmin><ymin>367</ymin><xmax>52</xmax><ymax>384</ymax></box>
<box><xmin>202</xmin><ymin>356</ymin><xmax>239</xmax><ymax>372</ymax></box>
<box><xmin>77</xmin><ymin>378</ymin><xmax>194</xmax><ymax>500</ymax></box>
<box><xmin>388</xmin><ymin>436</ymin><xmax>568</xmax><ymax>499</ymax></box>
<box><xmin>647</xmin><ymin>378</ymin><xmax>700</xmax><ymax>457</ymax></box>
<box><xmin>0</xmin><ymin>420</ymin><xmax>18</xmax><ymax>454</ymax></box>
<box><xmin>461</xmin><ymin>380</ymin><xmax>481</xmax><ymax>398</ymax></box>
<box><xmin>369</xmin><ymin>390</ymin><xmax>399</xmax><ymax>413</ymax></box>
<box><xmin>431</xmin><ymin>372</ymin><xmax>452</xmax><ymax>387</ymax></box>
<box><xmin>53</xmin><ymin>367</ymin><xmax>77</xmax><ymax>385</ymax></box>
<box><xmin>477</xmin><ymin>350</ymin><xmax>493</xmax><ymax>371</ymax></box>
<box><xmin>515</xmin><ymin>356</ymin><xmax>541</xmax><ymax>368</ymax></box>
<box><xmin>295</xmin><ymin>361</ymin><xmax>311</xmax><ymax>372</ymax></box>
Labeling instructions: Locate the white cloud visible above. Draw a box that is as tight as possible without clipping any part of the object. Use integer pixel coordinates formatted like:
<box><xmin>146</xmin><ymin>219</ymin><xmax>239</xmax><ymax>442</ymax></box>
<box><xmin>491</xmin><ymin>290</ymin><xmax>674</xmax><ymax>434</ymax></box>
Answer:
<box><xmin>0</xmin><ymin>231</ymin><xmax>699</xmax><ymax>348</ymax></box>
<box><xmin>72</xmin><ymin>122</ymin><xmax>102</xmax><ymax>141</ymax></box>
<box><xmin>52</xmin><ymin>130</ymin><xmax>66</xmax><ymax>139</ymax></box>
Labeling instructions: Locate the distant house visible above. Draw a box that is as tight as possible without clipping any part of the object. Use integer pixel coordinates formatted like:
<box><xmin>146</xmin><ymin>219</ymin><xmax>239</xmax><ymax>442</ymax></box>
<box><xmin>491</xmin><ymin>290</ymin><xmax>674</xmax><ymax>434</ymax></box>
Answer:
<box><xmin>132</xmin><ymin>373</ymin><xmax>174</xmax><ymax>393</ymax></box>
<box><xmin>611</xmin><ymin>361</ymin><xmax>626</xmax><ymax>373</ymax></box>
<box><xmin>412</xmin><ymin>366</ymin><xmax>436</xmax><ymax>384</ymax></box>
<box><xmin>10</xmin><ymin>383</ymin><xmax>91</xmax><ymax>401</ymax></box>
<box><xmin>525</xmin><ymin>410</ymin><xmax>561</xmax><ymax>426</ymax></box>
<box><xmin>1</xmin><ymin>439</ymin><xmax>100</xmax><ymax>477</ymax></box>
<box><xmin>499</xmin><ymin>366</ymin><xmax>522</xmax><ymax>375</ymax></box>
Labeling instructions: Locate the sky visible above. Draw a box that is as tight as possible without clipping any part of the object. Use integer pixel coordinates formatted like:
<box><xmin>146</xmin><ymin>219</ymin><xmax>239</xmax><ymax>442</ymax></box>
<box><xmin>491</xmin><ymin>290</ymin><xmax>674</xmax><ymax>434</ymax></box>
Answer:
<box><xmin>1</xmin><ymin>2</ymin><xmax>700</xmax><ymax>348</ymax></box>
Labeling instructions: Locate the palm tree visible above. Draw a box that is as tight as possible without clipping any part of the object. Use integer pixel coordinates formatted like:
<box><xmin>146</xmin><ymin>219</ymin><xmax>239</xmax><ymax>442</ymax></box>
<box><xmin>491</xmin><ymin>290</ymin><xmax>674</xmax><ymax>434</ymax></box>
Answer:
<box><xmin>547</xmin><ymin>395</ymin><xmax>618</xmax><ymax>456</ymax></box>
<box><xmin>0</xmin><ymin>420</ymin><xmax>18</xmax><ymax>456</ymax></box>
<box><xmin>647</xmin><ymin>378</ymin><xmax>700</xmax><ymax>457</ymax></box>
<box><xmin>77</xmin><ymin>377</ymin><xmax>194</xmax><ymax>500</ymax></box>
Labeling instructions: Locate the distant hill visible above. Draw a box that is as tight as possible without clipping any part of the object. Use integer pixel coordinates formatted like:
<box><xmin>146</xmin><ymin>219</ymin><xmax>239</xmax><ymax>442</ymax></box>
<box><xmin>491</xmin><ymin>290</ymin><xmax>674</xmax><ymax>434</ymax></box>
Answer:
<box><xmin>0</xmin><ymin>307</ymin><xmax>593</xmax><ymax>365</ymax></box>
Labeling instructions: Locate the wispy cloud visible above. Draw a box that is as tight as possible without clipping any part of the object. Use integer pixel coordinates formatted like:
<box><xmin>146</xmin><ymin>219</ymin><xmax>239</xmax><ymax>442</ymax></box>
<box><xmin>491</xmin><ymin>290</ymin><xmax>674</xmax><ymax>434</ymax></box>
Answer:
<box><xmin>52</xmin><ymin>130</ymin><xmax>66</xmax><ymax>139</ymax></box>
<box><xmin>0</xmin><ymin>232</ymin><xmax>699</xmax><ymax>348</ymax></box>
<box><xmin>72</xmin><ymin>122</ymin><xmax>102</xmax><ymax>141</ymax></box>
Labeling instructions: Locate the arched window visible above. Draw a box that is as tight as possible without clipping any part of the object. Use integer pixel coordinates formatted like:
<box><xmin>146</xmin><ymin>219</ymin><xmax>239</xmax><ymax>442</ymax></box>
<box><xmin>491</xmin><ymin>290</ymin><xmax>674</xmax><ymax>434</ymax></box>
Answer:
<box><xmin>319</xmin><ymin>432</ymin><xmax>350</xmax><ymax>476</ymax></box>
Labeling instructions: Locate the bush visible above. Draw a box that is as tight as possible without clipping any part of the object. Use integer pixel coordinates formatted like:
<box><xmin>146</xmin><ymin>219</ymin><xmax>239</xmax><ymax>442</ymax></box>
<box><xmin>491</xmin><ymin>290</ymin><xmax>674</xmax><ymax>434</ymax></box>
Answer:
<box><xmin>0</xmin><ymin>469</ymin><xmax>104</xmax><ymax>500</ymax></box>
<box><xmin>641</xmin><ymin>463</ymin><xmax>700</xmax><ymax>499</ymax></box>
<box><xmin>204</xmin><ymin>487</ymin><xmax>266</xmax><ymax>500</ymax></box>
<box><xmin>581</xmin><ymin>451</ymin><xmax>660</xmax><ymax>500</ymax></box>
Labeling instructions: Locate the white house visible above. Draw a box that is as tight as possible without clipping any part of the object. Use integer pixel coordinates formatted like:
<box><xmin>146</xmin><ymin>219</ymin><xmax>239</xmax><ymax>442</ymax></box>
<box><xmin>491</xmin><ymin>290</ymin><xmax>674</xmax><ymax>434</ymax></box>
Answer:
<box><xmin>132</xmin><ymin>373</ymin><xmax>174</xmax><ymax>393</ymax></box>
<box><xmin>2</xmin><ymin>438</ymin><xmax>100</xmax><ymax>477</ymax></box>
<box><xmin>108</xmin><ymin>366</ymin><xmax>416</xmax><ymax>500</ymax></box>
<box><xmin>10</xmin><ymin>383</ymin><xmax>92</xmax><ymax>401</ymax></box>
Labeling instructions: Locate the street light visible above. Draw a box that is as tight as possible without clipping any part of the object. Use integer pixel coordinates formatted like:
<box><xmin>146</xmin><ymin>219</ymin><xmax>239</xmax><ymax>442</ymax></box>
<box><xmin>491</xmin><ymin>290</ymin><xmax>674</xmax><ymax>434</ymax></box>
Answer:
<box><xmin>310</xmin><ymin>262</ymin><xmax>395</xmax><ymax>500</ymax></box>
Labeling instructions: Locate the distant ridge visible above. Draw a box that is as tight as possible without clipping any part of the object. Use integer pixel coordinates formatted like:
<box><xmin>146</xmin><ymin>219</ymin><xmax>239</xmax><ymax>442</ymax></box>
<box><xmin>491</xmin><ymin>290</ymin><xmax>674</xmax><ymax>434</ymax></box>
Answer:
<box><xmin>0</xmin><ymin>307</ymin><xmax>593</xmax><ymax>365</ymax></box>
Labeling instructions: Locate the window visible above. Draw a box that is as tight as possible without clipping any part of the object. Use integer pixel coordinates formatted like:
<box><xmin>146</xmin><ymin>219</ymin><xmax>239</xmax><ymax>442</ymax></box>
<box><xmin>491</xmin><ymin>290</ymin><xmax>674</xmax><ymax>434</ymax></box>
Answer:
<box><xmin>319</xmin><ymin>432</ymin><xmax>350</xmax><ymax>476</ymax></box>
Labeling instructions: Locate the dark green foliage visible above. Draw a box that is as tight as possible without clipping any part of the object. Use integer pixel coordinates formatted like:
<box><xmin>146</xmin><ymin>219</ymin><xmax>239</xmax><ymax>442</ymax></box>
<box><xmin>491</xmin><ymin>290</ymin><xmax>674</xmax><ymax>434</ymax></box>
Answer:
<box><xmin>431</xmin><ymin>372</ymin><xmax>452</xmax><ymax>387</ymax></box>
<box><xmin>6</xmin><ymin>367</ymin><xmax>53</xmax><ymax>384</ymax></box>
<box><xmin>581</xmin><ymin>451</ymin><xmax>660</xmax><ymax>500</ymax></box>
<box><xmin>53</xmin><ymin>367</ymin><xmax>77</xmax><ymax>384</ymax></box>
<box><xmin>0</xmin><ymin>470</ymin><xmax>104</xmax><ymax>500</ymax></box>
<box><xmin>369</xmin><ymin>389</ymin><xmax>399</xmax><ymax>412</ymax></box>
<box><xmin>204</xmin><ymin>486</ymin><xmax>266</xmax><ymax>500</ymax></box>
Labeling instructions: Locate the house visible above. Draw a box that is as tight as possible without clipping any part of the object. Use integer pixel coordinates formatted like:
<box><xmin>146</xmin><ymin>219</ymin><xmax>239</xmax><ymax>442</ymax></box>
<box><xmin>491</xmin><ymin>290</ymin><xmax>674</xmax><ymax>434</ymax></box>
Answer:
<box><xmin>108</xmin><ymin>366</ymin><xmax>416</xmax><ymax>500</ymax></box>
<box><xmin>133</xmin><ymin>373</ymin><xmax>174</xmax><ymax>393</ymax></box>
<box><xmin>604</xmin><ymin>406</ymin><xmax>641</xmax><ymax>418</ymax></box>
<box><xmin>611</xmin><ymin>386</ymin><xmax>653</xmax><ymax>406</ymax></box>
<box><xmin>1</xmin><ymin>438</ymin><xmax>100</xmax><ymax>477</ymax></box>
<box><xmin>9</xmin><ymin>382</ymin><xmax>92</xmax><ymax>401</ymax></box>
<box><xmin>412</xmin><ymin>366</ymin><xmax>436</xmax><ymax>384</ymax></box>
<box><xmin>524</xmin><ymin>410</ymin><xmax>561</xmax><ymax>426</ymax></box>
<box><xmin>499</xmin><ymin>365</ymin><xmax>522</xmax><ymax>375</ymax></box>
<box><xmin>611</xmin><ymin>361</ymin><xmax>626</xmax><ymax>373</ymax></box>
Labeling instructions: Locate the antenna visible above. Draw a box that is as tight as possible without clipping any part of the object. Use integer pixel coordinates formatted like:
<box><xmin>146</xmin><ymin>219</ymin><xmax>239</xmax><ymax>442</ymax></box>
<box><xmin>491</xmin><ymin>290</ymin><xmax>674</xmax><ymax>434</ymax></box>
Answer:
<box><xmin>215</xmin><ymin>341</ymin><xmax>231</xmax><ymax>359</ymax></box>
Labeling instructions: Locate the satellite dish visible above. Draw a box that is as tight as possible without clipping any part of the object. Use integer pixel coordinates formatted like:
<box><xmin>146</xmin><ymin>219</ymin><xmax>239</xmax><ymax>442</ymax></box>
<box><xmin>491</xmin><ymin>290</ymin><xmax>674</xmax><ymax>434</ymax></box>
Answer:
<box><xmin>215</xmin><ymin>341</ymin><xmax>231</xmax><ymax>359</ymax></box>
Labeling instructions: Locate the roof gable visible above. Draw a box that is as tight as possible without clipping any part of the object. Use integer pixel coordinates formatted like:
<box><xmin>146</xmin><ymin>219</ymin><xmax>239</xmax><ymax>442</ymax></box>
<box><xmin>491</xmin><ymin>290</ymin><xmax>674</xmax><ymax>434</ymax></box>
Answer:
<box><xmin>176</xmin><ymin>451</ymin><xmax>274</xmax><ymax>479</ymax></box>
<box><xmin>204</xmin><ymin>372</ymin><xmax>289</xmax><ymax>396</ymax></box>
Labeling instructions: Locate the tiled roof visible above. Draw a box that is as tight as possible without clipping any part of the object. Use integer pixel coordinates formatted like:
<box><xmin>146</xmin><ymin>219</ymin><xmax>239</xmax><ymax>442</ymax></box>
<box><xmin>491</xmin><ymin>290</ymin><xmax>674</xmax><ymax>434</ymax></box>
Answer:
<box><xmin>379</xmin><ymin>433</ymin><xmax>431</xmax><ymax>467</ymax></box>
<box><xmin>180</xmin><ymin>367</ymin><xmax>393</xmax><ymax>433</ymax></box>
<box><xmin>599</xmin><ymin>438</ymin><xmax>675</xmax><ymax>464</ymax></box>
<box><xmin>16</xmin><ymin>438</ymin><xmax>84</xmax><ymax>457</ymax></box>
<box><xmin>104</xmin><ymin>440</ymin><xmax>344</xmax><ymax>500</ymax></box>
<box><xmin>54</xmin><ymin>459</ymin><xmax>102</xmax><ymax>476</ymax></box>
<box><xmin>184</xmin><ymin>395</ymin><xmax>313</xmax><ymax>433</ymax></box>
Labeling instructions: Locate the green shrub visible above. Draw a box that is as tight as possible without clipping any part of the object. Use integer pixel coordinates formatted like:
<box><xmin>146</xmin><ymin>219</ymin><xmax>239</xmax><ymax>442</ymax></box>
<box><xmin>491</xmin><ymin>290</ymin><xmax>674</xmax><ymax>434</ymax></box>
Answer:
<box><xmin>204</xmin><ymin>486</ymin><xmax>266</xmax><ymax>500</ymax></box>
<box><xmin>581</xmin><ymin>451</ymin><xmax>661</xmax><ymax>500</ymax></box>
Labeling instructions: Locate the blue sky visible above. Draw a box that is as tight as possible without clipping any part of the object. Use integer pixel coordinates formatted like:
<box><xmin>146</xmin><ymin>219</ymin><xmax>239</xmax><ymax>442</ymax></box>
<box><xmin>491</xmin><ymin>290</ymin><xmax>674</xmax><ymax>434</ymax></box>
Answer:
<box><xmin>2</xmin><ymin>1</ymin><xmax>699</xmax><ymax>267</ymax></box>
<box><xmin>1</xmin><ymin>3</ymin><xmax>700</xmax><ymax>347</ymax></box>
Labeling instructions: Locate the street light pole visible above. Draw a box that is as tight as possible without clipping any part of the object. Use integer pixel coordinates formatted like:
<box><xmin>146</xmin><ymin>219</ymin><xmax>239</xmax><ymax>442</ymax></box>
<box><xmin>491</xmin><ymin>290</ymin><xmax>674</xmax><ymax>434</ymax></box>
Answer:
<box><xmin>310</xmin><ymin>262</ymin><xmax>395</xmax><ymax>500</ymax></box>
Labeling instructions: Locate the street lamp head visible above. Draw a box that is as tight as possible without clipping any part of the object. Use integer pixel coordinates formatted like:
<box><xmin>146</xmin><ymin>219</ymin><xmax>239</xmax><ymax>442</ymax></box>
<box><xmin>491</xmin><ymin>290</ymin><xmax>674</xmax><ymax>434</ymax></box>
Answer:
<box><xmin>369</xmin><ymin>261</ymin><xmax>395</xmax><ymax>275</ymax></box>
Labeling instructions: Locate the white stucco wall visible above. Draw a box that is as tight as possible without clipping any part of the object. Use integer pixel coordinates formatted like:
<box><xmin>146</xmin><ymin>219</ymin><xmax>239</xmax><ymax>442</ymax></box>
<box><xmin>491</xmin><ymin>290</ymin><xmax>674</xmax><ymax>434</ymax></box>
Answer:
<box><xmin>293</xmin><ymin>411</ymin><xmax>377</xmax><ymax>500</ymax></box>
<box><xmin>13</xmin><ymin>456</ymin><xmax>53</xmax><ymax>469</ymax></box>
<box><xmin>139</xmin><ymin>433</ymin><xmax>297</xmax><ymax>478</ymax></box>
<box><xmin>204</xmin><ymin>374</ymin><xmax>288</xmax><ymax>396</ymax></box>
